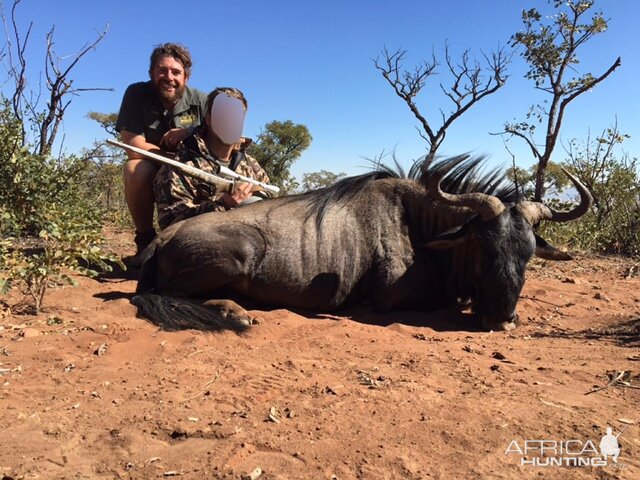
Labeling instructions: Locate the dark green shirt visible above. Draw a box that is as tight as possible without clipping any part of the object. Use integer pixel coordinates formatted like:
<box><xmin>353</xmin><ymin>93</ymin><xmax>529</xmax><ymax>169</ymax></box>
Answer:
<box><xmin>115</xmin><ymin>81</ymin><xmax>208</xmax><ymax>147</ymax></box>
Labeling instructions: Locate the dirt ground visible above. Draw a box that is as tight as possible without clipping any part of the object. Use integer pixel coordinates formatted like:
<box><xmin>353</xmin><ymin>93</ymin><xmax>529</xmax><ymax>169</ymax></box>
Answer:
<box><xmin>1</xmin><ymin>229</ymin><xmax>639</xmax><ymax>480</ymax></box>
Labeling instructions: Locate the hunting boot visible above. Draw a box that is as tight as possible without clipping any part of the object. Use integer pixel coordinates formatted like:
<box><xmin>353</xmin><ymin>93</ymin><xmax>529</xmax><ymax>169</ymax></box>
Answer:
<box><xmin>124</xmin><ymin>229</ymin><xmax>157</xmax><ymax>267</ymax></box>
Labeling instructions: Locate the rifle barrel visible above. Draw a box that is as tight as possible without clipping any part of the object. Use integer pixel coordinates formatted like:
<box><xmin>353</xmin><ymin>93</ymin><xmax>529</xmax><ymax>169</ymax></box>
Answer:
<box><xmin>218</xmin><ymin>165</ymin><xmax>279</xmax><ymax>194</ymax></box>
<box><xmin>106</xmin><ymin>139</ymin><xmax>271</xmax><ymax>192</ymax></box>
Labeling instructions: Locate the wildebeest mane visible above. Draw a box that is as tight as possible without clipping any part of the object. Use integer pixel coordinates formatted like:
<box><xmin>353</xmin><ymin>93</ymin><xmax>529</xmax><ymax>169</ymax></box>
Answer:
<box><xmin>291</xmin><ymin>154</ymin><xmax>521</xmax><ymax>229</ymax></box>
<box><xmin>288</xmin><ymin>170</ymin><xmax>395</xmax><ymax>229</ymax></box>
<box><xmin>421</xmin><ymin>155</ymin><xmax>521</xmax><ymax>204</ymax></box>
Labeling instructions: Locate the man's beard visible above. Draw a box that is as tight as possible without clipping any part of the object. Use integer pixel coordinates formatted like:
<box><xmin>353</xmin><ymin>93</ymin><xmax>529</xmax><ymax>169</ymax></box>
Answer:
<box><xmin>153</xmin><ymin>81</ymin><xmax>185</xmax><ymax>106</ymax></box>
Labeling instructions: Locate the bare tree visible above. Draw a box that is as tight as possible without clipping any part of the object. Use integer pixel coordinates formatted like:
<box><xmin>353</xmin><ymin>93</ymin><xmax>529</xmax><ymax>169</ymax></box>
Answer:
<box><xmin>498</xmin><ymin>0</ymin><xmax>621</xmax><ymax>201</ymax></box>
<box><xmin>374</xmin><ymin>43</ymin><xmax>510</xmax><ymax>163</ymax></box>
<box><xmin>1</xmin><ymin>0</ymin><xmax>111</xmax><ymax>156</ymax></box>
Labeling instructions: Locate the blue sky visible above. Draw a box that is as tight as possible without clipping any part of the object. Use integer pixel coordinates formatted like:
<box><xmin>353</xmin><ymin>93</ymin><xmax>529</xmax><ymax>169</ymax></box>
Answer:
<box><xmin>2</xmin><ymin>0</ymin><xmax>638</xmax><ymax>180</ymax></box>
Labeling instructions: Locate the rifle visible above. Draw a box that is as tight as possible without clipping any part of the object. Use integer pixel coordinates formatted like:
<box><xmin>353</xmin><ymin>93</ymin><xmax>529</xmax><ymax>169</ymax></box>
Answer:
<box><xmin>106</xmin><ymin>138</ymin><xmax>280</xmax><ymax>195</ymax></box>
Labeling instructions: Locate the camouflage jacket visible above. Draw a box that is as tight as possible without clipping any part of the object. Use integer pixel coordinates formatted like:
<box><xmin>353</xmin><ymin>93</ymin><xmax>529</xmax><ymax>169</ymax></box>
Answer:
<box><xmin>154</xmin><ymin>129</ymin><xmax>271</xmax><ymax>230</ymax></box>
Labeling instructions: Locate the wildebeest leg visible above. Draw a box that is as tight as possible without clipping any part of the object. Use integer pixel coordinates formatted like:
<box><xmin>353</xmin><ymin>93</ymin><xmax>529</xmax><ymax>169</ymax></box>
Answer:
<box><xmin>152</xmin><ymin>222</ymin><xmax>266</xmax><ymax>298</ymax></box>
<box><xmin>481</xmin><ymin>316</ymin><xmax>519</xmax><ymax>332</ymax></box>
<box><xmin>201</xmin><ymin>299</ymin><xmax>257</xmax><ymax>326</ymax></box>
<box><xmin>372</xmin><ymin>260</ymin><xmax>449</xmax><ymax>312</ymax></box>
<box><xmin>131</xmin><ymin>294</ymin><xmax>252</xmax><ymax>332</ymax></box>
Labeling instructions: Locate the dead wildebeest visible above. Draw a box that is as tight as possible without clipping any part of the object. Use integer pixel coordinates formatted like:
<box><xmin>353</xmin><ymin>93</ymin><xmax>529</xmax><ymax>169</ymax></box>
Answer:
<box><xmin>132</xmin><ymin>155</ymin><xmax>591</xmax><ymax>332</ymax></box>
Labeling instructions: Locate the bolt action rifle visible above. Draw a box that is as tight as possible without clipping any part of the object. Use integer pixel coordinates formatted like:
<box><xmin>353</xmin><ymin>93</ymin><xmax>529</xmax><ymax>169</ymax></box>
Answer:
<box><xmin>106</xmin><ymin>139</ymin><xmax>280</xmax><ymax>195</ymax></box>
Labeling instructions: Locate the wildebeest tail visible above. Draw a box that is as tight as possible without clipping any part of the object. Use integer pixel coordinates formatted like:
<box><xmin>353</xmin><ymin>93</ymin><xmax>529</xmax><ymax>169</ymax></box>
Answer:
<box><xmin>131</xmin><ymin>294</ymin><xmax>250</xmax><ymax>332</ymax></box>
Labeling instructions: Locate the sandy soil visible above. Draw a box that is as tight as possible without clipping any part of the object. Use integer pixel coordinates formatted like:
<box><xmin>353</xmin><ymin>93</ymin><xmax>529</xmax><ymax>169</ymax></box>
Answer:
<box><xmin>1</xmin><ymin>229</ymin><xmax>639</xmax><ymax>479</ymax></box>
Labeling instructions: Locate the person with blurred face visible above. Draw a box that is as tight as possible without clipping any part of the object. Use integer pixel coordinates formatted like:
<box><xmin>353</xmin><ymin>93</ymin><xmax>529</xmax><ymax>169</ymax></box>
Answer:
<box><xmin>116</xmin><ymin>43</ymin><xmax>207</xmax><ymax>265</ymax></box>
<box><xmin>154</xmin><ymin>87</ymin><xmax>274</xmax><ymax>230</ymax></box>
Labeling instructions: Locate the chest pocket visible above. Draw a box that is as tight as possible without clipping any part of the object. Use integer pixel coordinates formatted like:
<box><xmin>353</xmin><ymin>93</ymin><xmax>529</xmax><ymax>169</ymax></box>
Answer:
<box><xmin>176</xmin><ymin>106</ymin><xmax>202</xmax><ymax>130</ymax></box>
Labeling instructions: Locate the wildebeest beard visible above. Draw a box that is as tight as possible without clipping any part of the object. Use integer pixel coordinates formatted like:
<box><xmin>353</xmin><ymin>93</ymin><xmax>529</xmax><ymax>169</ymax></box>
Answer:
<box><xmin>132</xmin><ymin>155</ymin><xmax>592</xmax><ymax>333</ymax></box>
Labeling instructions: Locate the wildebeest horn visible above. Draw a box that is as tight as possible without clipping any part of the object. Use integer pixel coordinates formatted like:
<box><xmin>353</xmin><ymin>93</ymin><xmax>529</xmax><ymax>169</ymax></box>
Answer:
<box><xmin>516</xmin><ymin>168</ymin><xmax>593</xmax><ymax>225</ymax></box>
<box><xmin>429</xmin><ymin>170</ymin><xmax>505</xmax><ymax>221</ymax></box>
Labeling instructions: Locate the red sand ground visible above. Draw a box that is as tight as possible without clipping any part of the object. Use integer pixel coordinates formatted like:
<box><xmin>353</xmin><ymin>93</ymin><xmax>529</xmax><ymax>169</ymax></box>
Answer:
<box><xmin>1</xmin><ymin>230</ymin><xmax>639</xmax><ymax>479</ymax></box>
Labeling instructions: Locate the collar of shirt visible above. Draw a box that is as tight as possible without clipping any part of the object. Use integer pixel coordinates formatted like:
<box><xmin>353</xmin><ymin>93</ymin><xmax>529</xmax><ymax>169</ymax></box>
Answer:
<box><xmin>190</xmin><ymin>129</ymin><xmax>230</xmax><ymax>168</ymax></box>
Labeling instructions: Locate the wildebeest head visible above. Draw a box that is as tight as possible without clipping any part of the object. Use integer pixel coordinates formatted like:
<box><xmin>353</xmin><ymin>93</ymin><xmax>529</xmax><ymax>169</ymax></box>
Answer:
<box><xmin>424</xmin><ymin>166</ymin><xmax>592</xmax><ymax>331</ymax></box>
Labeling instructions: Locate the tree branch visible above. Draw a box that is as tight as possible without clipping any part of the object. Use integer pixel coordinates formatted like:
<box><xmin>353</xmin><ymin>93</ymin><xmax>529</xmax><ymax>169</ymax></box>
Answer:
<box><xmin>374</xmin><ymin>44</ymin><xmax>509</xmax><ymax>160</ymax></box>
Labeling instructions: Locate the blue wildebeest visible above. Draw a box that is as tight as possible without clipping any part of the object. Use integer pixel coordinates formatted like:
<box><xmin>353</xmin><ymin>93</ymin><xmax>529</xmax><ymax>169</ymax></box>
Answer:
<box><xmin>132</xmin><ymin>156</ymin><xmax>591</xmax><ymax>331</ymax></box>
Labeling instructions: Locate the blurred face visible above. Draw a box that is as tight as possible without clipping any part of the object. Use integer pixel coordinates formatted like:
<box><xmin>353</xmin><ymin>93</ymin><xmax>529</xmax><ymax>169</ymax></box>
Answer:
<box><xmin>150</xmin><ymin>55</ymin><xmax>188</xmax><ymax>107</ymax></box>
<box><xmin>207</xmin><ymin>93</ymin><xmax>246</xmax><ymax>146</ymax></box>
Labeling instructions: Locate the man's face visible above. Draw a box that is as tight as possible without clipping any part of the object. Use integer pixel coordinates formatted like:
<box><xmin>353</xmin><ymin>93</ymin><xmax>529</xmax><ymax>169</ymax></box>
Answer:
<box><xmin>150</xmin><ymin>55</ymin><xmax>188</xmax><ymax>106</ymax></box>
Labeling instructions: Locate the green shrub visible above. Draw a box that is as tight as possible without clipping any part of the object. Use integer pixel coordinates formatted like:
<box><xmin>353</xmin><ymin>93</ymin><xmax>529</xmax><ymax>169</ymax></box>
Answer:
<box><xmin>540</xmin><ymin>149</ymin><xmax>640</xmax><ymax>256</ymax></box>
<box><xmin>0</xmin><ymin>99</ymin><xmax>123</xmax><ymax>313</ymax></box>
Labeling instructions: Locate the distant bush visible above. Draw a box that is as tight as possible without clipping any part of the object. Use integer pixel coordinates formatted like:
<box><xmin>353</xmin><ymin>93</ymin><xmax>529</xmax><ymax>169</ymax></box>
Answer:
<box><xmin>539</xmin><ymin>128</ymin><xmax>640</xmax><ymax>257</ymax></box>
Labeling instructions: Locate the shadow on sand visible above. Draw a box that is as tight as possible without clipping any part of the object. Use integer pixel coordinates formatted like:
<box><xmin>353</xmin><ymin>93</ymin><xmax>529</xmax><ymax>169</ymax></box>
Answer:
<box><xmin>303</xmin><ymin>305</ymin><xmax>482</xmax><ymax>333</ymax></box>
<box><xmin>529</xmin><ymin>316</ymin><xmax>640</xmax><ymax>348</ymax></box>
<box><xmin>95</xmin><ymin>260</ymin><xmax>139</xmax><ymax>282</ymax></box>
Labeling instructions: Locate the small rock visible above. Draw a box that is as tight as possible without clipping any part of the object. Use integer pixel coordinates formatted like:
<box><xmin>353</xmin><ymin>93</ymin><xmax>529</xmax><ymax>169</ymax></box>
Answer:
<box><xmin>242</xmin><ymin>467</ymin><xmax>263</xmax><ymax>480</ymax></box>
<box><xmin>491</xmin><ymin>351</ymin><xmax>507</xmax><ymax>361</ymax></box>
<box><xmin>268</xmin><ymin>406</ymin><xmax>281</xmax><ymax>423</ymax></box>
<box><xmin>20</xmin><ymin>328</ymin><xmax>41</xmax><ymax>338</ymax></box>
<box><xmin>94</xmin><ymin>343</ymin><xmax>108</xmax><ymax>356</ymax></box>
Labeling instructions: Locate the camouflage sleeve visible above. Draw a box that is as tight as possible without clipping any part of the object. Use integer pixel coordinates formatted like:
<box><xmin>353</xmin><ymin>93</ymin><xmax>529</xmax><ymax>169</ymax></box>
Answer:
<box><xmin>154</xmin><ymin>152</ymin><xmax>227</xmax><ymax>230</ymax></box>
<box><xmin>241</xmin><ymin>154</ymin><xmax>276</xmax><ymax>198</ymax></box>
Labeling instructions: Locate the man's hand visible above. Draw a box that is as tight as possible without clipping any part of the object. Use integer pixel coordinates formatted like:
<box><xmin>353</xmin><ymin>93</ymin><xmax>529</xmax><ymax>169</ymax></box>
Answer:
<box><xmin>221</xmin><ymin>182</ymin><xmax>253</xmax><ymax>209</ymax></box>
<box><xmin>160</xmin><ymin>128</ymin><xmax>190</xmax><ymax>151</ymax></box>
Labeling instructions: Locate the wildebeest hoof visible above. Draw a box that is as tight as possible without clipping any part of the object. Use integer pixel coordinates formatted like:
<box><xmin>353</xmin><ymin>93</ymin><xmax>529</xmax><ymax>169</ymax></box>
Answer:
<box><xmin>482</xmin><ymin>317</ymin><xmax>518</xmax><ymax>331</ymax></box>
<box><xmin>496</xmin><ymin>321</ymin><xmax>517</xmax><ymax>331</ymax></box>
<box><xmin>201</xmin><ymin>299</ymin><xmax>253</xmax><ymax>329</ymax></box>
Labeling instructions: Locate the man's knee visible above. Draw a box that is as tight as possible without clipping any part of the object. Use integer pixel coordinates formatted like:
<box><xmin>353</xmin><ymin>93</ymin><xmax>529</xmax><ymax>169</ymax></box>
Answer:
<box><xmin>123</xmin><ymin>159</ymin><xmax>158</xmax><ymax>189</ymax></box>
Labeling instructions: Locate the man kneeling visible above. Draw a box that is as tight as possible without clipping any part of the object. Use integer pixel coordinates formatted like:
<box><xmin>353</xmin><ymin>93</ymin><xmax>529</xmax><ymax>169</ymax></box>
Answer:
<box><xmin>154</xmin><ymin>87</ymin><xmax>273</xmax><ymax>230</ymax></box>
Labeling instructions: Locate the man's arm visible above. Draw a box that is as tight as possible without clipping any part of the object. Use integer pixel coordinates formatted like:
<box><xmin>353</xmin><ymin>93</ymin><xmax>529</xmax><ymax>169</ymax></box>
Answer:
<box><xmin>120</xmin><ymin>130</ymin><xmax>165</xmax><ymax>160</ymax></box>
<box><xmin>159</xmin><ymin>128</ymin><xmax>192</xmax><ymax>151</ymax></box>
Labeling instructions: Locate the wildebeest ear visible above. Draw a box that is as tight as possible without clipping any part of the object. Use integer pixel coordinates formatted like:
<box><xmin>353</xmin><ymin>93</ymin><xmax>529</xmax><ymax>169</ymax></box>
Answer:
<box><xmin>534</xmin><ymin>234</ymin><xmax>573</xmax><ymax>260</ymax></box>
<box><xmin>424</xmin><ymin>224</ymin><xmax>469</xmax><ymax>250</ymax></box>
